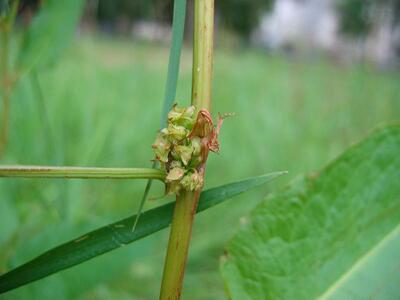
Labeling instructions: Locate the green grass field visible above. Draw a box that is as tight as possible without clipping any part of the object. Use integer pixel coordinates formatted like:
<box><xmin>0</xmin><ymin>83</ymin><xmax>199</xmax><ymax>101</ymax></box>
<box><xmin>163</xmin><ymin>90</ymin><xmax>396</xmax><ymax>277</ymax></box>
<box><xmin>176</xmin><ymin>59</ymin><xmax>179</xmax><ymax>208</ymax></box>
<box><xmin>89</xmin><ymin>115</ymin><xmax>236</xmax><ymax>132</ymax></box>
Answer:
<box><xmin>1</xmin><ymin>35</ymin><xmax>399</xmax><ymax>299</ymax></box>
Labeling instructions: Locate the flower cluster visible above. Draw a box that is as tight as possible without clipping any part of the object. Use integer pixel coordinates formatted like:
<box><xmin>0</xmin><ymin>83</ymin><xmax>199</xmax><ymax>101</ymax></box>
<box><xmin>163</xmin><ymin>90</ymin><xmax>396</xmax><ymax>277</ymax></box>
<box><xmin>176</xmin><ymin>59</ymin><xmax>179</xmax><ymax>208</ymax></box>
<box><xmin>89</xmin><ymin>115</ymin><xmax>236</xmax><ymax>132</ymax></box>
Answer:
<box><xmin>152</xmin><ymin>105</ymin><xmax>205</xmax><ymax>195</ymax></box>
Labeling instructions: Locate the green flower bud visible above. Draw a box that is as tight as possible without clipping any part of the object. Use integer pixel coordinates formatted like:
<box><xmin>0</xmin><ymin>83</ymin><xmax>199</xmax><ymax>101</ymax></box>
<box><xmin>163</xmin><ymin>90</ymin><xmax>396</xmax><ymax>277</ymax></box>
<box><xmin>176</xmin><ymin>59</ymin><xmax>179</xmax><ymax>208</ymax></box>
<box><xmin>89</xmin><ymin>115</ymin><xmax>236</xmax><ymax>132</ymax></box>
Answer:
<box><xmin>173</xmin><ymin>145</ymin><xmax>193</xmax><ymax>166</ymax></box>
<box><xmin>168</xmin><ymin>105</ymin><xmax>196</xmax><ymax>129</ymax></box>
<box><xmin>170</xmin><ymin>160</ymin><xmax>183</xmax><ymax>169</ymax></box>
<box><xmin>167</xmin><ymin>124</ymin><xmax>188</xmax><ymax>141</ymax></box>
<box><xmin>160</xmin><ymin>128</ymin><xmax>169</xmax><ymax>135</ymax></box>
<box><xmin>166</xmin><ymin>167</ymin><xmax>185</xmax><ymax>182</ymax></box>
<box><xmin>152</xmin><ymin>105</ymin><xmax>228</xmax><ymax>196</ymax></box>
<box><xmin>181</xmin><ymin>170</ymin><xmax>203</xmax><ymax>191</ymax></box>
<box><xmin>191</xmin><ymin>137</ymin><xmax>202</xmax><ymax>156</ymax></box>
<box><xmin>152</xmin><ymin>133</ymin><xmax>170</xmax><ymax>163</ymax></box>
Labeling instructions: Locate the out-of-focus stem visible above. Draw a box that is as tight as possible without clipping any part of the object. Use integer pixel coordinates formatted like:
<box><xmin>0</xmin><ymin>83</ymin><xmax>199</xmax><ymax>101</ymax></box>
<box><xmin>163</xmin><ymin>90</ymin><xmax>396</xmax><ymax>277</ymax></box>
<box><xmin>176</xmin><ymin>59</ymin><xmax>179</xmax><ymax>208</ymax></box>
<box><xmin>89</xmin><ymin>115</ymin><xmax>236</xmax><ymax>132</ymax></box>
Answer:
<box><xmin>0</xmin><ymin>0</ymin><xmax>19</xmax><ymax>158</ymax></box>
<box><xmin>0</xmin><ymin>166</ymin><xmax>165</xmax><ymax>180</ymax></box>
<box><xmin>160</xmin><ymin>1</ymin><xmax>214</xmax><ymax>299</ymax></box>
<box><xmin>0</xmin><ymin>27</ymin><xmax>10</xmax><ymax>158</ymax></box>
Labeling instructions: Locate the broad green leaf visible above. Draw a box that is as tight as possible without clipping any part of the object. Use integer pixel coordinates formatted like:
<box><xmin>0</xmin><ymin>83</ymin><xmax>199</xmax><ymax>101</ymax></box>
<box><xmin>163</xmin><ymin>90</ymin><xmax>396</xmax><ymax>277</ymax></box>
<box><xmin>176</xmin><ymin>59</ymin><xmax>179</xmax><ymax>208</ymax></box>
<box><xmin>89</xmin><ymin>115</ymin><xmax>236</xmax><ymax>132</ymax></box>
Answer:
<box><xmin>17</xmin><ymin>0</ymin><xmax>84</xmax><ymax>75</ymax></box>
<box><xmin>0</xmin><ymin>171</ymin><xmax>286</xmax><ymax>294</ymax></box>
<box><xmin>221</xmin><ymin>125</ymin><xmax>400</xmax><ymax>300</ymax></box>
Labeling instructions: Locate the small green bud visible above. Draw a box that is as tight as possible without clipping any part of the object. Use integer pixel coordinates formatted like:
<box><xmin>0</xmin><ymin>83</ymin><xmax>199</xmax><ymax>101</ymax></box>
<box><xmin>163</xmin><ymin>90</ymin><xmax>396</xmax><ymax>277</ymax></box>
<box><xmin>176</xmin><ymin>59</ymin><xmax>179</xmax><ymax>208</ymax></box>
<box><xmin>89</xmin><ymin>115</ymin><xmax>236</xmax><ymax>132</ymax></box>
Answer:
<box><xmin>166</xmin><ymin>167</ymin><xmax>185</xmax><ymax>182</ymax></box>
<box><xmin>152</xmin><ymin>133</ymin><xmax>170</xmax><ymax>163</ymax></box>
<box><xmin>168</xmin><ymin>105</ymin><xmax>194</xmax><ymax>119</ymax></box>
<box><xmin>173</xmin><ymin>145</ymin><xmax>193</xmax><ymax>166</ymax></box>
<box><xmin>170</xmin><ymin>160</ymin><xmax>183</xmax><ymax>169</ymax></box>
<box><xmin>181</xmin><ymin>170</ymin><xmax>203</xmax><ymax>191</ymax></box>
<box><xmin>168</xmin><ymin>105</ymin><xmax>196</xmax><ymax>129</ymax></box>
<box><xmin>160</xmin><ymin>128</ymin><xmax>169</xmax><ymax>135</ymax></box>
<box><xmin>191</xmin><ymin>137</ymin><xmax>202</xmax><ymax>156</ymax></box>
<box><xmin>167</xmin><ymin>124</ymin><xmax>188</xmax><ymax>141</ymax></box>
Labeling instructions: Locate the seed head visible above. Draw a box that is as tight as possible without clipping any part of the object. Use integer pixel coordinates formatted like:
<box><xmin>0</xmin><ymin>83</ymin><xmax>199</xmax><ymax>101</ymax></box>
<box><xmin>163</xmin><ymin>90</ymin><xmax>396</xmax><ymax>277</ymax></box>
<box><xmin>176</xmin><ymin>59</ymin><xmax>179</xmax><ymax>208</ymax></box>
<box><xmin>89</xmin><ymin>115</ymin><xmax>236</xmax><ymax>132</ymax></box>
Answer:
<box><xmin>152</xmin><ymin>104</ymin><xmax>231</xmax><ymax>196</ymax></box>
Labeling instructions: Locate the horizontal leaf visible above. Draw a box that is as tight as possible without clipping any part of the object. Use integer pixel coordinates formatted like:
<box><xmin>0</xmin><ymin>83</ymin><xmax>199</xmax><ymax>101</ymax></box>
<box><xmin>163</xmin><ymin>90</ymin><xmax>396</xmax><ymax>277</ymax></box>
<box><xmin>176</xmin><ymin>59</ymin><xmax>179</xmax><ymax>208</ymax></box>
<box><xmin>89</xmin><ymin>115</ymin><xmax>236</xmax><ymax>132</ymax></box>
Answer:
<box><xmin>0</xmin><ymin>171</ymin><xmax>286</xmax><ymax>293</ymax></box>
<box><xmin>0</xmin><ymin>166</ymin><xmax>165</xmax><ymax>180</ymax></box>
<box><xmin>221</xmin><ymin>125</ymin><xmax>400</xmax><ymax>300</ymax></box>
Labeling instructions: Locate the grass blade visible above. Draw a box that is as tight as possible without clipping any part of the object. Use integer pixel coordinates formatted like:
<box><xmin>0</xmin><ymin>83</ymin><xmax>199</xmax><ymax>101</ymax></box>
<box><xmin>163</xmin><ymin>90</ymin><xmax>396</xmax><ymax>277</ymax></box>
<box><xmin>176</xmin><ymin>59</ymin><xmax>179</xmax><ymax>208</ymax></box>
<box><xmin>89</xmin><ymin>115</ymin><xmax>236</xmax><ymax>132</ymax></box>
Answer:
<box><xmin>0</xmin><ymin>171</ymin><xmax>286</xmax><ymax>293</ymax></box>
<box><xmin>135</xmin><ymin>0</ymin><xmax>187</xmax><ymax>230</ymax></box>
<box><xmin>0</xmin><ymin>166</ymin><xmax>165</xmax><ymax>180</ymax></box>
<box><xmin>160</xmin><ymin>0</ymin><xmax>187</xmax><ymax>127</ymax></box>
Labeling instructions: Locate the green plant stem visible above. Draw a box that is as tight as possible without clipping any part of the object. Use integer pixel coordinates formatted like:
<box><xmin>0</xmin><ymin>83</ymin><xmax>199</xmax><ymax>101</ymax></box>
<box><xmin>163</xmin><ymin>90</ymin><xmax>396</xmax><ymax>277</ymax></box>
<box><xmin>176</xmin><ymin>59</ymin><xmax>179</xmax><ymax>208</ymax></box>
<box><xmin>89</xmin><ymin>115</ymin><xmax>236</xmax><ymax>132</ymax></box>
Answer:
<box><xmin>0</xmin><ymin>166</ymin><xmax>165</xmax><ymax>180</ymax></box>
<box><xmin>0</xmin><ymin>26</ymin><xmax>10</xmax><ymax>158</ymax></box>
<box><xmin>159</xmin><ymin>190</ymin><xmax>200</xmax><ymax>300</ymax></box>
<box><xmin>160</xmin><ymin>0</ymin><xmax>214</xmax><ymax>299</ymax></box>
<box><xmin>191</xmin><ymin>0</ymin><xmax>214</xmax><ymax>110</ymax></box>
<box><xmin>0</xmin><ymin>0</ymin><xmax>19</xmax><ymax>158</ymax></box>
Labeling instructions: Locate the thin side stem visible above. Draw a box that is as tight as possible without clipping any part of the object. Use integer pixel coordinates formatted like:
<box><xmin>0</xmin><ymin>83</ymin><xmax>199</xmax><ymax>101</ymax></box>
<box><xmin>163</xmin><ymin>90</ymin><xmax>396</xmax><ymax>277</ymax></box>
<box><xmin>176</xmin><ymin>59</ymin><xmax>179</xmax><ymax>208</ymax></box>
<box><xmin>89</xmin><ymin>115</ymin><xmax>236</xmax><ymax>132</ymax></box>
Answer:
<box><xmin>160</xmin><ymin>0</ymin><xmax>214</xmax><ymax>299</ymax></box>
<box><xmin>0</xmin><ymin>166</ymin><xmax>165</xmax><ymax>180</ymax></box>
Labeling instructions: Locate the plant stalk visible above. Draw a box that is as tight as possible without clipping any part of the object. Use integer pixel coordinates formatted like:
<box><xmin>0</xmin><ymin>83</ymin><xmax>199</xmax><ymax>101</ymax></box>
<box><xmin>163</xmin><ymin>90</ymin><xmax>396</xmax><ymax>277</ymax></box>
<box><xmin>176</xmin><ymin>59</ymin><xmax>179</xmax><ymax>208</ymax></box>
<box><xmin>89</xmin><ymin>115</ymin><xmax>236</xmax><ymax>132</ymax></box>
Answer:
<box><xmin>0</xmin><ymin>0</ymin><xmax>19</xmax><ymax>158</ymax></box>
<box><xmin>160</xmin><ymin>0</ymin><xmax>214</xmax><ymax>299</ymax></box>
<box><xmin>0</xmin><ymin>25</ymin><xmax>10</xmax><ymax>158</ymax></box>
<box><xmin>159</xmin><ymin>189</ymin><xmax>200</xmax><ymax>299</ymax></box>
<box><xmin>0</xmin><ymin>166</ymin><xmax>165</xmax><ymax>180</ymax></box>
<box><xmin>191</xmin><ymin>0</ymin><xmax>214</xmax><ymax>111</ymax></box>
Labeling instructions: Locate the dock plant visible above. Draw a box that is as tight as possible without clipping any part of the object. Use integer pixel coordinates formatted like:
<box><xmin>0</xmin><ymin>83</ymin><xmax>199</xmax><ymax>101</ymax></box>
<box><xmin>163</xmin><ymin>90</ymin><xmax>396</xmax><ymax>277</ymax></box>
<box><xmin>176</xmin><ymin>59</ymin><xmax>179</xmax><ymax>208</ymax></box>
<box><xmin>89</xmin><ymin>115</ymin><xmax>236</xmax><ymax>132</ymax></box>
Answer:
<box><xmin>0</xmin><ymin>1</ymin><xmax>398</xmax><ymax>299</ymax></box>
<box><xmin>0</xmin><ymin>0</ymin><xmax>285</xmax><ymax>298</ymax></box>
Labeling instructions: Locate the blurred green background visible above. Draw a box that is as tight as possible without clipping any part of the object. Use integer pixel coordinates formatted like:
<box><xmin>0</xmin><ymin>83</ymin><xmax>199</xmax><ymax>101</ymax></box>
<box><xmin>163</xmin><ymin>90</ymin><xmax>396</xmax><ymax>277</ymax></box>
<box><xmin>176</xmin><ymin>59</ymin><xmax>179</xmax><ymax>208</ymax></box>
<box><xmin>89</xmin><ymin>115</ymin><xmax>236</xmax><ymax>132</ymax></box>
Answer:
<box><xmin>1</xmin><ymin>0</ymin><xmax>400</xmax><ymax>299</ymax></box>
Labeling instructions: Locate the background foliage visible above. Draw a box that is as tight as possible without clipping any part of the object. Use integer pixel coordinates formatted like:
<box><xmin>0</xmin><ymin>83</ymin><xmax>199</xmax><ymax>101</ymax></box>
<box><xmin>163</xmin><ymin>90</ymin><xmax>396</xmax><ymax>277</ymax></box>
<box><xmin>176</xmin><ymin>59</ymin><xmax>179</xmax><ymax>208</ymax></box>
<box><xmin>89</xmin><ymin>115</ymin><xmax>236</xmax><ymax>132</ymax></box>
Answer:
<box><xmin>0</xmin><ymin>36</ymin><xmax>399</xmax><ymax>299</ymax></box>
<box><xmin>0</xmin><ymin>0</ymin><xmax>399</xmax><ymax>299</ymax></box>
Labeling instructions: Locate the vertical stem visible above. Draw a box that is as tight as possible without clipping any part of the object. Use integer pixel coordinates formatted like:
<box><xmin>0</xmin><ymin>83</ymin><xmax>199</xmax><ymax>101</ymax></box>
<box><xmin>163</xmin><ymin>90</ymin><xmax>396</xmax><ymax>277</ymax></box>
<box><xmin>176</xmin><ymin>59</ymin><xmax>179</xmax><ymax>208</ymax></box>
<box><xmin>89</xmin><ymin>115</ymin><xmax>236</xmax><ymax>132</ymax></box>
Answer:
<box><xmin>0</xmin><ymin>0</ymin><xmax>19</xmax><ymax>158</ymax></box>
<box><xmin>0</xmin><ymin>28</ymin><xmax>10</xmax><ymax>158</ymax></box>
<box><xmin>159</xmin><ymin>190</ymin><xmax>200</xmax><ymax>299</ymax></box>
<box><xmin>160</xmin><ymin>0</ymin><xmax>214</xmax><ymax>299</ymax></box>
<box><xmin>192</xmin><ymin>0</ymin><xmax>214</xmax><ymax>111</ymax></box>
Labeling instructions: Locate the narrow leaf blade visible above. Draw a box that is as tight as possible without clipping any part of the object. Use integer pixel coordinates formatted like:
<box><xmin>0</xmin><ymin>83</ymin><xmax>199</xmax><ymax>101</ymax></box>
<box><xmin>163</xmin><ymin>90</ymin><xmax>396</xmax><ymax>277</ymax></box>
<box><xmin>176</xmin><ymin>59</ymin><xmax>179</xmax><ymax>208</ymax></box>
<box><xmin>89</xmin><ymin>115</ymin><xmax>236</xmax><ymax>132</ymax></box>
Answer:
<box><xmin>135</xmin><ymin>0</ymin><xmax>187</xmax><ymax>230</ymax></box>
<box><xmin>0</xmin><ymin>171</ymin><xmax>285</xmax><ymax>293</ymax></box>
<box><xmin>160</xmin><ymin>0</ymin><xmax>187</xmax><ymax>127</ymax></box>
